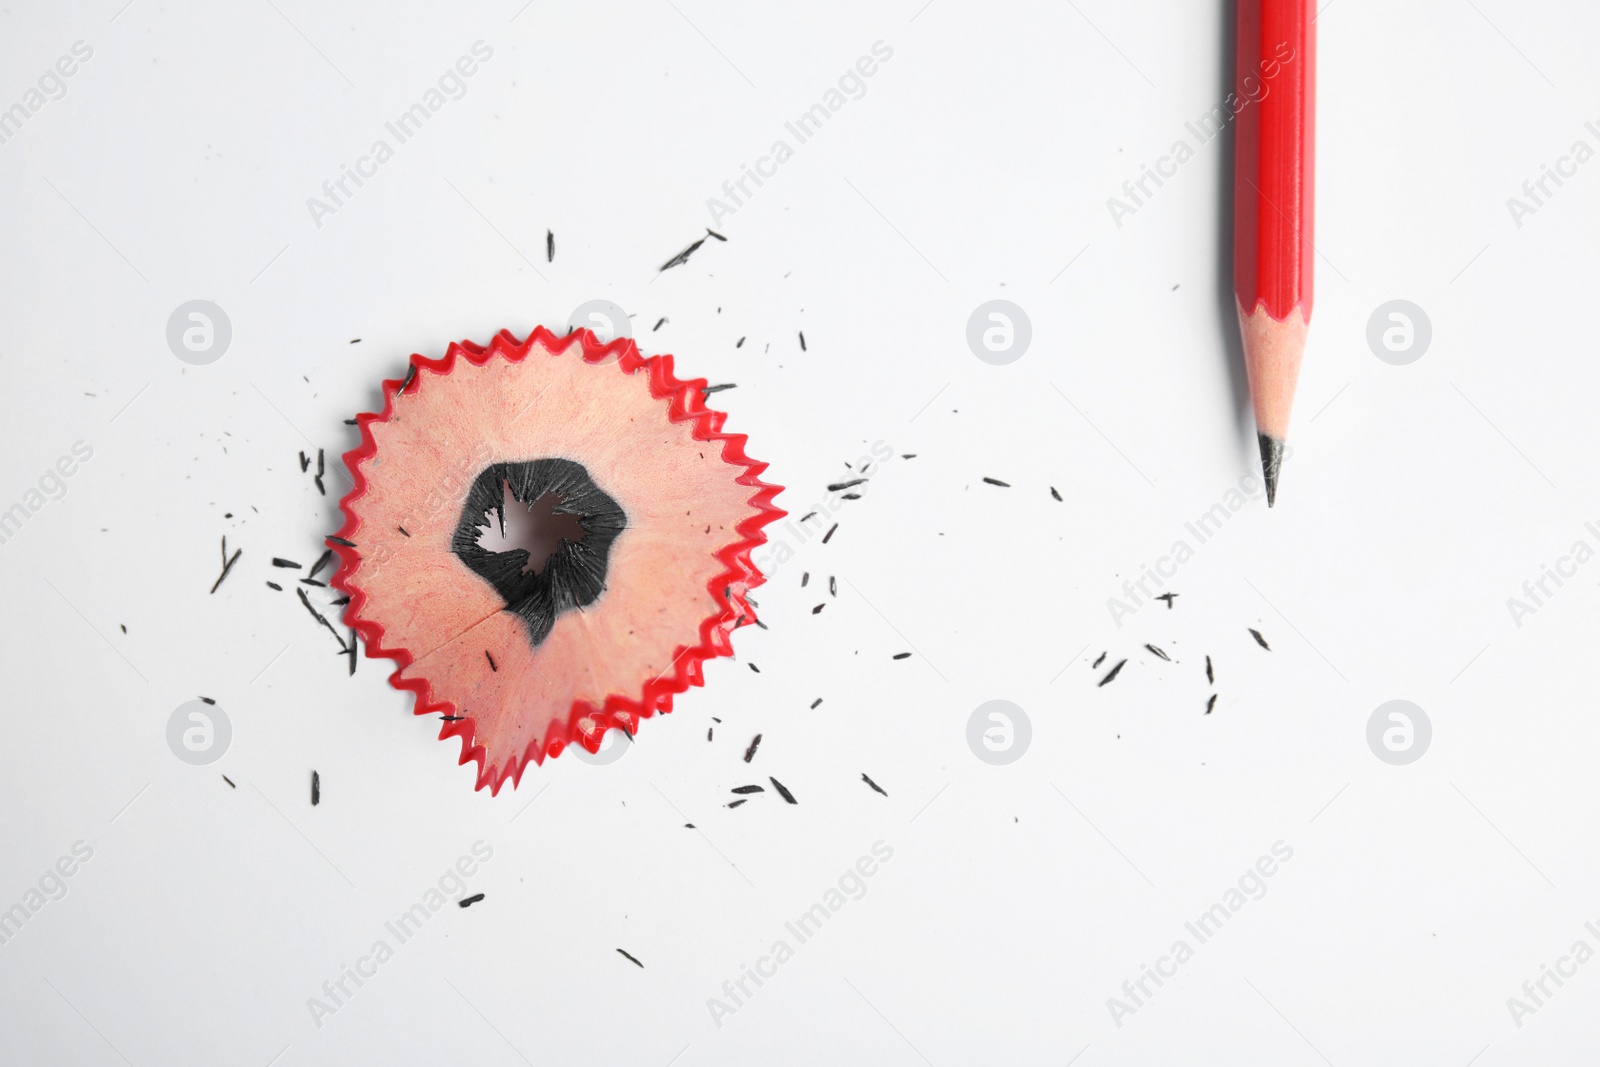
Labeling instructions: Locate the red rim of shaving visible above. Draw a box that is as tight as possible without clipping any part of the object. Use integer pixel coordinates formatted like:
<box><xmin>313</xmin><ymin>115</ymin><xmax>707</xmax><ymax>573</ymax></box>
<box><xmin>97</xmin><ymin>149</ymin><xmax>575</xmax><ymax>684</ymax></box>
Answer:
<box><xmin>328</xmin><ymin>326</ymin><xmax>784</xmax><ymax>793</ymax></box>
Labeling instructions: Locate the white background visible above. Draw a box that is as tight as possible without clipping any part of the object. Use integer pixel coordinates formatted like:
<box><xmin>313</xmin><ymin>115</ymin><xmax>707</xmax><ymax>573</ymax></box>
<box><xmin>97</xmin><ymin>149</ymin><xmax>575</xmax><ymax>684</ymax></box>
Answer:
<box><xmin>3</xmin><ymin>0</ymin><xmax>1600</xmax><ymax>1064</ymax></box>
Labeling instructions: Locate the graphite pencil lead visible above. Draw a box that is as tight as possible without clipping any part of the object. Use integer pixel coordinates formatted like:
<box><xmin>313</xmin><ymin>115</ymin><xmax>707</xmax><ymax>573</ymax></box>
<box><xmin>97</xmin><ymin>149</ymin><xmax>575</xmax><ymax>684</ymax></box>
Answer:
<box><xmin>1258</xmin><ymin>433</ymin><xmax>1284</xmax><ymax>508</ymax></box>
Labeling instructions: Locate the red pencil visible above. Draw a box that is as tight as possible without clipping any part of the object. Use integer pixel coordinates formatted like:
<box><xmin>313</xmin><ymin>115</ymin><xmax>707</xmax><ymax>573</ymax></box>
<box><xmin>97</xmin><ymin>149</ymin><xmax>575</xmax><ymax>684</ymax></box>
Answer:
<box><xmin>1234</xmin><ymin>0</ymin><xmax>1315</xmax><ymax>506</ymax></box>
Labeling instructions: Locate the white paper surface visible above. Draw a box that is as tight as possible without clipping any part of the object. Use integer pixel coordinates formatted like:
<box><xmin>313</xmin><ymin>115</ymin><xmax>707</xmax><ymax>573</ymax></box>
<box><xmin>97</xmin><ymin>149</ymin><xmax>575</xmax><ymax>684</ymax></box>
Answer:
<box><xmin>3</xmin><ymin>0</ymin><xmax>1599</xmax><ymax>1063</ymax></box>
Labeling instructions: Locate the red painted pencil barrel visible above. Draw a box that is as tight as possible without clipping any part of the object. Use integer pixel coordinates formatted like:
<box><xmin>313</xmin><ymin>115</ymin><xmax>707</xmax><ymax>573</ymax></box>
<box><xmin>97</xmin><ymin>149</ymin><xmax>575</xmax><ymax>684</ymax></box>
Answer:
<box><xmin>1233</xmin><ymin>0</ymin><xmax>1316</xmax><ymax>323</ymax></box>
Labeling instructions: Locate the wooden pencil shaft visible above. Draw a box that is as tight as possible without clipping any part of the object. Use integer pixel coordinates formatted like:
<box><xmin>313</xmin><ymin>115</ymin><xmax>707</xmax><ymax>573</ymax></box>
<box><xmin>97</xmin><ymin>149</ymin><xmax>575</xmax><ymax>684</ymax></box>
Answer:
<box><xmin>1233</xmin><ymin>0</ymin><xmax>1316</xmax><ymax>321</ymax></box>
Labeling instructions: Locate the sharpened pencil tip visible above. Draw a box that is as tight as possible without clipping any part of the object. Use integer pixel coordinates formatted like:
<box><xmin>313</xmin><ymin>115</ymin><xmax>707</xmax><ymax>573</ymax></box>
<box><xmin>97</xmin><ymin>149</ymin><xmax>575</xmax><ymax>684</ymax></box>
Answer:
<box><xmin>1258</xmin><ymin>433</ymin><xmax>1284</xmax><ymax>507</ymax></box>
